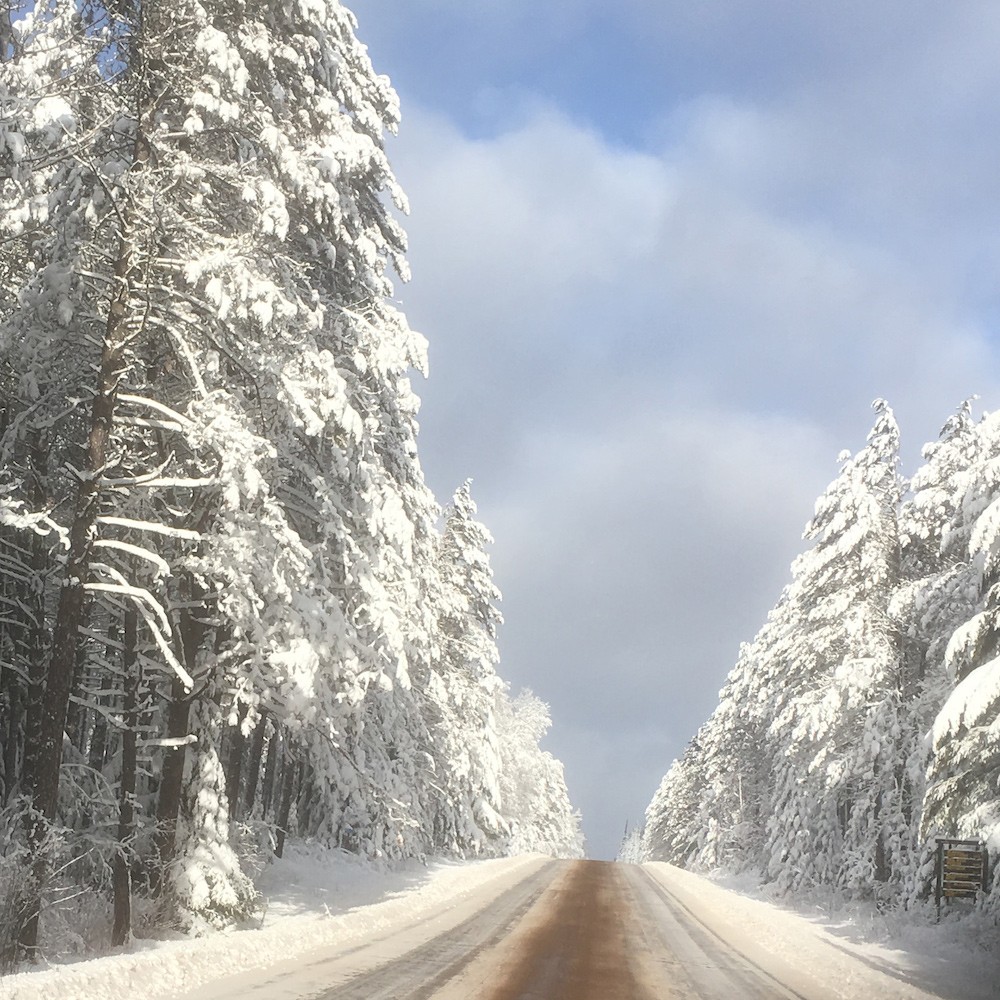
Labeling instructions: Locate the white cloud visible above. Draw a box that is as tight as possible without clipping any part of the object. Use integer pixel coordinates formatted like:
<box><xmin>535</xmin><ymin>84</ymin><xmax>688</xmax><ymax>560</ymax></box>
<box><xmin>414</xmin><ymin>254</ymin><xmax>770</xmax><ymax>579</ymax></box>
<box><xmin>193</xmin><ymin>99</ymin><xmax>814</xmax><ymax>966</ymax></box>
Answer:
<box><xmin>396</xmin><ymin>106</ymin><xmax>672</xmax><ymax>308</ymax></box>
<box><xmin>393</xmin><ymin>100</ymin><xmax>998</xmax><ymax>482</ymax></box>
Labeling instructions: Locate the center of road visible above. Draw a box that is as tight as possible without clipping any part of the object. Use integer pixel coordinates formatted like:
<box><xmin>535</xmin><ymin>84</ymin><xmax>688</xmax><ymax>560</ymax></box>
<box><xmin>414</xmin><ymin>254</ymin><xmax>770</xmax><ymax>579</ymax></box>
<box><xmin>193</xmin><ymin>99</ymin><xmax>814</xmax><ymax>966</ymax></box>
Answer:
<box><xmin>469</xmin><ymin>861</ymin><xmax>653</xmax><ymax>1000</ymax></box>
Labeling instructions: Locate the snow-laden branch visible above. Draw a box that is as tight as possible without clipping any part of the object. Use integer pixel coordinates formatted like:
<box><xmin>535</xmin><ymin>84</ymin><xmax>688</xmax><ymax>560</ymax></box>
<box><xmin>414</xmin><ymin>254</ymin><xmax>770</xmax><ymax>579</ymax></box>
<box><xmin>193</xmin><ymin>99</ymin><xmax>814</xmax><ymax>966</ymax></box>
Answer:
<box><xmin>92</xmin><ymin>539</ymin><xmax>172</xmax><ymax>577</ymax></box>
<box><xmin>95</xmin><ymin>516</ymin><xmax>202</xmax><ymax>541</ymax></box>
<box><xmin>105</xmin><ymin>475</ymin><xmax>217</xmax><ymax>490</ymax></box>
<box><xmin>100</xmin><ymin>451</ymin><xmax>216</xmax><ymax>490</ymax></box>
<box><xmin>84</xmin><ymin>580</ymin><xmax>173</xmax><ymax>636</ymax></box>
<box><xmin>165</xmin><ymin>326</ymin><xmax>209</xmax><ymax>399</ymax></box>
<box><xmin>0</xmin><ymin>495</ymin><xmax>61</xmax><ymax>537</ymax></box>
<box><xmin>68</xmin><ymin>692</ymin><xmax>131</xmax><ymax>733</ymax></box>
<box><xmin>116</xmin><ymin>416</ymin><xmax>188</xmax><ymax>433</ymax></box>
<box><xmin>83</xmin><ymin>576</ymin><xmax>194</xmax><ymax>692</ymax></box>
<box><xmin>101</xmin><ymin>450</ymin><xmax>174</xmax><ymax>486</ymax></box>
<box><xmin>138</xmin><ymin>605</ymin><xmax>194</xmax><ymax>692</ymax></box>
<box><xmin>117</xmin><ymin>393</ymin><xmax>195</xmax><ymax>428</ymax></box>
<box><xmin>139</xmin><ymin>734</ymin><xmax>198</xmax><ymax>749</ymax></box>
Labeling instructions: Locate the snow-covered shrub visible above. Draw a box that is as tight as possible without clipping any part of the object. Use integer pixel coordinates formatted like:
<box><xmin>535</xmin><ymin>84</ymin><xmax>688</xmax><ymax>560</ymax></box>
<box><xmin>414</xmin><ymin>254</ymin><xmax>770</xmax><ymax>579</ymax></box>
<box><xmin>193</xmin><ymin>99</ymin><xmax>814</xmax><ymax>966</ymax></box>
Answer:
<box><xmin>231</xmin><ymin>819</ymin><xmax>278</xmax><ymax>884</ymax></box>
<box><xmin>0</xmin><ymin>813</ymin><xmax>35</xmax><ymax>970</ymax></box>
<box><xmin>167</xmin><ymin>717</ymin><xmax>259</xmax><ymax>934</ymax></box>
<box><xmin>0</xmin><ymin>801</ymin><xmax>91</xmax><ymax>966</ymax></box>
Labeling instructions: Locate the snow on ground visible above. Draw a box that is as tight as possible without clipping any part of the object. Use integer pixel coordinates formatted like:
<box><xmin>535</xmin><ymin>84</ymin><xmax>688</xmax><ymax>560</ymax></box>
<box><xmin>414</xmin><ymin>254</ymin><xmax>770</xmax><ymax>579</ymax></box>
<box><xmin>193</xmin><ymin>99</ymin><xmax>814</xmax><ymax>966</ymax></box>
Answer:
<box><xmin>4</xmin><ymin>854</ymin><xmax>996</xmax><ymax>1000</ymax></box>
<box><xmin>0</xmin><ymin>847</ymin><xmax>547</xmax><ymax>1000</ymax></box>
<box><xmin>645</xmin><ymin>863</ymin><xmax>1000</xmax><ymax>1000</ymax></box>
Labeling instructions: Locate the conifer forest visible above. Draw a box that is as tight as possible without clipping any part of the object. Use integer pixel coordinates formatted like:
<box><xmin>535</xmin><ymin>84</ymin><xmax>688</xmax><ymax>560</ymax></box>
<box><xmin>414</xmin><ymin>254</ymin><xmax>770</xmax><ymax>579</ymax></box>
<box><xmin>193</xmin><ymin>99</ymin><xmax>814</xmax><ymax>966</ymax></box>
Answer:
<box><xmin>0</xmin><ymin>0</ymin><xmax>581</xmax><ymax>961</ymax></box>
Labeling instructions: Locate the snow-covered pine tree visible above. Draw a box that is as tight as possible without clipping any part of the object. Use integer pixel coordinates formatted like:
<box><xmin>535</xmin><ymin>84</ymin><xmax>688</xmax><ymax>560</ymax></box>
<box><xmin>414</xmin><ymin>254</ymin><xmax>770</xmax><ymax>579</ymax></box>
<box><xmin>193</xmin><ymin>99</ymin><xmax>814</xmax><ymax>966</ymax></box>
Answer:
<box><xmin>1</xmin><ymin>0</ymin><xmax>585</xmax><ymax>953</ymax></box>
<box><xmin>426</xmin><ymin>482</ymin><xmax>507</xmax><ymax>854</ymax></box>
<box><xmin>168</xmin><ymin>699</ymin><xmax>257</xmax><ymax>933</ymax></box>
<box><xmin>693</xmin><ymin>635</ymin><xmax>780</xmax><ymax>872</ymax></box>
<box><xmin>890</xmin><ymin>400</ymin><xmax>986</xmax><ymax>902</ymax></box>
<box><xmin>0</xmin><ymin>0</ymin><xmax>440</xmax><ymax>943</ymax></box>
<box><xmin>642</xmin><ymin>733</ymin><xmax>705</xmax><ymax>865</ymax></box>
<box><xmin>766</xmin><ymin>400</ymin><xmax>905</xmax><ymax>896</ymax></box>
<box><xmin>642</xmin><ymin>398</ymin><xmax>1000</xmax><ymax>911</ymax></box>
<box><xmin>616</xmin><ymin>822</ymin><xmax>644</xmax><ymax>864</ymax></box>
<box><xmin>0</xmin><ymin>0</ymin><xmax>163</xmax><ymax>950</ymax></box>
<box><xmin>494</xmin><ymin>689</ymin><xmax>584</xmax><ymax>858</ymax></box>
<box><xmin>642</xmin><ymin>403</ymin><xmax>910</xmax><ymax>893</ymax></box>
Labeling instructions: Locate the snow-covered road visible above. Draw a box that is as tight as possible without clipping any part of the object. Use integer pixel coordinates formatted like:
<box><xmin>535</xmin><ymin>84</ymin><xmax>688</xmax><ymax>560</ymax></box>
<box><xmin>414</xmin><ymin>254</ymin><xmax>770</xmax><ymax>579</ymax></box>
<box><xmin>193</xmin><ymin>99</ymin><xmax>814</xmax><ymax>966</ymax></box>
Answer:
<box><xmin>2</xmin><ymin>853</ymin><xmax>996</xmax><ymax>999</ymax></box>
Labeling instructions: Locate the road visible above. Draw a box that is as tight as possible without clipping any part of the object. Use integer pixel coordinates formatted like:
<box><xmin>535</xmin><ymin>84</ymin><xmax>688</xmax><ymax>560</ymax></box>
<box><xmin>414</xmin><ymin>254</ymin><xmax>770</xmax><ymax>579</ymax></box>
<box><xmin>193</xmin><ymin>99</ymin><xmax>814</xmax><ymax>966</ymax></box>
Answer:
<box><xmin>168</xmin><ymin>857</ymin><xmax>991</xmax><ymax>1000</ymax></box>
<box><xmin>415</xmin><ymin>860</ymin><xmax>804</xmax><ymax>1000</ymax></box>
<box><xmin>201</xmin><ymin>860</ymin><xmax>808</xmax><ymax>1000</ymax></box>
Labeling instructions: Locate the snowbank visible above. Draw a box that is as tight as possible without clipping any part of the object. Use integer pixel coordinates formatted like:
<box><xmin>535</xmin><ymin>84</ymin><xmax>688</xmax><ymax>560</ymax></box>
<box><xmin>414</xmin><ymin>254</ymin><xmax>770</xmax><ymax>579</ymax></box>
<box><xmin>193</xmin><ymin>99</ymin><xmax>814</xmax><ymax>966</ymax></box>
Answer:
<box><xmin>645</xmin><ymin>863</ymin><xmax>999</xmax><ymax>1000</ymax></box>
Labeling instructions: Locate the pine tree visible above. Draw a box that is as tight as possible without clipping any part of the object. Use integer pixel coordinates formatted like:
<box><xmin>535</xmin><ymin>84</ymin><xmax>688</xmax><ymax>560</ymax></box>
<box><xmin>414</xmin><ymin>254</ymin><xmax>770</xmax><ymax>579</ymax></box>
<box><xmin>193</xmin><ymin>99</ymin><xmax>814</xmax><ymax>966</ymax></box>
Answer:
<box><xmin>0</xmin><ymin>0</ymin><xmax>439</xmax><ymax>944</ymax></box>
<box><xmin>890</xmin><ymin>401</ymin><xmax>985</xmax><ymax>902</ymax></box>
<box><xmin>429</xmin><ymin>482</ymin><xmax>507</xmax><ymax>853</ymax></box>
<box><xmin>494</xmin><ymin>690</ymin><xmax>584</xmax><ymax>858</ymax></box>
<box><xmin>766</xmin><ymin>400</ymin><xmax>904</xmax><ymax>894</ymax></box>
<box><xmin>0</xmin><ymin>0</ymin><xmax>585</xmax><ymax>955</ymax></box>
<box><xmin>168</xmin><ymin>700</ymin><xmax>258</xmax><ymax>933</ymax></box>
<box><xmin>642</xmin><ymin>733</ymin><xmax>706</xmax><ymax>865</ymax></box>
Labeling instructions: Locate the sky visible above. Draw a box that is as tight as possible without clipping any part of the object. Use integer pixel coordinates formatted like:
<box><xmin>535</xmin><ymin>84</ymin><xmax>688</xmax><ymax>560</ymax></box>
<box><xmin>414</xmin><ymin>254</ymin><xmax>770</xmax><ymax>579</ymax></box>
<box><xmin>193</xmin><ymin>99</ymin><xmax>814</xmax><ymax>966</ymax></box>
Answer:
<box><xmin>346</xmin><ymin>0</ymin><xmax>1000</xmax><ymax>859</ymax></box>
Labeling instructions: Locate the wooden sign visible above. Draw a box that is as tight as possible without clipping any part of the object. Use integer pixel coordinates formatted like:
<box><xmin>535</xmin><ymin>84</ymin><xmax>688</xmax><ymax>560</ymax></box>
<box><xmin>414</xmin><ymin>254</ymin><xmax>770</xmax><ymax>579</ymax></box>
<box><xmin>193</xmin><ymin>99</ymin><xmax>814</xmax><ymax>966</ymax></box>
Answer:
<box><xmin>935</xmin><ymin>838</ymin><xmax>988</xmax><ymax>913</ymax></box>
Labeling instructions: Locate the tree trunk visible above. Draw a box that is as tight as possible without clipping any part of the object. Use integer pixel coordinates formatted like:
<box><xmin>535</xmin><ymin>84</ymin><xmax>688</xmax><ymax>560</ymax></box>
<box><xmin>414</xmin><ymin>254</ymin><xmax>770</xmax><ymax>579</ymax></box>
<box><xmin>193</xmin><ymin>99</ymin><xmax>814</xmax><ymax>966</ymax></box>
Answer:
<box><xmin>21</xmin><ymin>239</ymin><xmax>140</xmax><ymax>958</ymax></box>
<box><xmin>153</xmin><ymin>676</ymin><xmax>192</xmax><ymax>886</ymax></box>
<box><xmin>34</xmin><ymin>203</ymin><xmax>143</xmax><ymax>818</ymax></box>
<box><xmin>18</xmin><ymin>429</ymin><xmax>51</xmax><ymax>804</ymax></box>
<box><xmin>296</xmin><ymin>762</ymin><xmax>314</xmax><ymax>836</ymax></box>
<box><xmin>64</xmin><ymin>635</ymin><xmax>92</xmax><ymax>758</ymax></box>
<box><xmin>153</xmin><ymin>599</ymin><xmax>203</xmax><ymax>885</ymax></box>
<box><xmin>224</xmin><ymin>701</ymin><xmax>248</xmax><ymax>822</ymax></box>
<box><xmin>274</xmin><ymin>753</ymin><xmax>300</xmax><ymax>859</ymax></box>
<box><xmin>0</xmin><ymin>667</ymin><xmax>20</xmax><ymax>804</ymax></box>
<box><xmin>242</xmin><ymin>712</ymin><xmax>267</xmax><ymax>818</ymax></box>
<box><xmin>260</xmin><ymin>722</ymin><xmax>280</xmax><ymax>821</ymax></box>
<box><xmin>112</xmin><ymin>606</ymin><xmax>138</xmax><ymax>946</ymax></box>
<box><xmin>16</xmin><ymin>436</ymin><xmax>54</xmax><ymax>957</ymax></box>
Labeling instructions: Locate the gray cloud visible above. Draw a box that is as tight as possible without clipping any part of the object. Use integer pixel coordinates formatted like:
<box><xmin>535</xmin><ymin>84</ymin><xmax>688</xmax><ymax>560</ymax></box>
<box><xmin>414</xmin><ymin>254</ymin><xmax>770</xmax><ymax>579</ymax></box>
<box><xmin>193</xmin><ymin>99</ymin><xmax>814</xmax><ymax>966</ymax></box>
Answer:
<box><xmin>482</xmin><ymin>408</ymin><xmax>838</xmax><ymax>856</ymax></box>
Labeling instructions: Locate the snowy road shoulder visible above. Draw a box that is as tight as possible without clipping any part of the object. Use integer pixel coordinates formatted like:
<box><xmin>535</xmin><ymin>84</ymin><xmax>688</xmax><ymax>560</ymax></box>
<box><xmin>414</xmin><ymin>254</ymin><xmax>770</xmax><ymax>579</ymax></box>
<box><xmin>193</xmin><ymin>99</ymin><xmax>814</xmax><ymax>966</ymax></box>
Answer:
<box><xmin>1</xmin><ymin>850</ymin><xmax>551</xmax><ymax>1000</ymax></box>
<box><xmin>643</xmin><ymin>862</ymin><xmax>999</xmax><ymax>1000</ymax></box>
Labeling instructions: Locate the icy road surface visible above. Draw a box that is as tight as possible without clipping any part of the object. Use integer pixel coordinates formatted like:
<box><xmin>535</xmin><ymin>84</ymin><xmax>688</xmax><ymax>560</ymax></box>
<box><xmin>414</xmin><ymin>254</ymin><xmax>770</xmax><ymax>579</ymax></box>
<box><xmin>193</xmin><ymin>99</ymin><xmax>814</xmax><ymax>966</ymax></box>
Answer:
<box><xmin>4</xmin><ymin>854</ymin><xmax>996</xmax><ymax>999</ymax></box>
